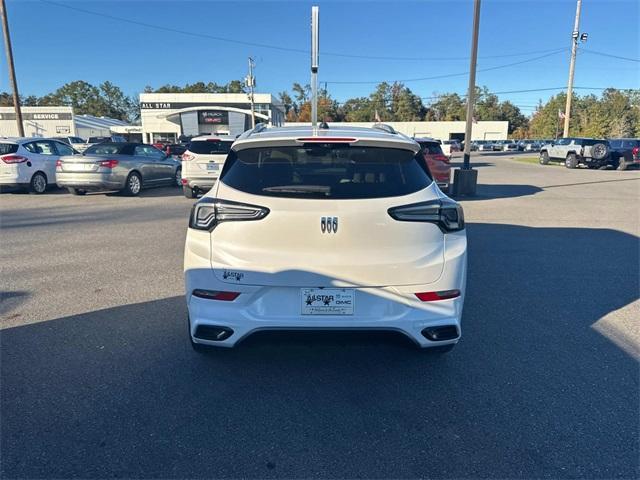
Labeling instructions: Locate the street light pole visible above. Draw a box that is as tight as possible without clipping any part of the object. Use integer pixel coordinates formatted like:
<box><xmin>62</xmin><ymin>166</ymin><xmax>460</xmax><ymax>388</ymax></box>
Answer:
<box><xmin>247</xmin><ymin>57</ymin><xmax>256</xmax><ymax>128</ymax></box>
<box><xmin>454</xmin><ymin>0</ymin><xmax>481</xmax><ymax>196</ymax></box>
<box><xmin>310</xmin><ymin>6</ymin><xmax>319</xmax><ymax>130</ymax></box>
<box><xmin>563</xmin><ymin>0</ymin><xmax>582</xmax><ymax>138</ymax></box>
<box><xmin>462</xmin><ymin>0</ymin><xmax>481</xmax><ymax>170</ymax></box>
<box><xmin>1</xmin><ymin>0</ymin><xmax>25</xmax><ymax>137</ymax></box>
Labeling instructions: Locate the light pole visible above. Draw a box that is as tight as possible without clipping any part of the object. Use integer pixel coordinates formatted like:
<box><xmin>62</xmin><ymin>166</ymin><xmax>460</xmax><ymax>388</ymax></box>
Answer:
<box><xmin>1</xmin><ymin>0</ymin><xmax>25</xmax><ymax>137</ymax></box>
<box><xmin>310</xmin><ymin>6</ymin><xmax>319</xmax><ymax>130</ymax></box>
<box><xmin>454</xmin><ymin>0</ymin><xmax>481</xmax><ymax>196</ymax></box>
<box><xmin>247</xmin><ymin>57</ymin><xmax>256</xmax><ymax>128</ymax></box>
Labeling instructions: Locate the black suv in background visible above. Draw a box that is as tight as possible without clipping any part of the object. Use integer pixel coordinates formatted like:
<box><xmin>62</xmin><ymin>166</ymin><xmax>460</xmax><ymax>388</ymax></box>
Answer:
<box><xmin>608</xmin><ymin>138</ymin><xmax>640</xmax><ymax>170</ymax></box>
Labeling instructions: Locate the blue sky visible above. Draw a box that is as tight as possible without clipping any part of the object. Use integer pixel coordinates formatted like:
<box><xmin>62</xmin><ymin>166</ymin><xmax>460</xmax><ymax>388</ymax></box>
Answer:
<box><xmin>2</xmin><ymin>0</ymin><xmax>639</xmax><ymax>115</ymax></box>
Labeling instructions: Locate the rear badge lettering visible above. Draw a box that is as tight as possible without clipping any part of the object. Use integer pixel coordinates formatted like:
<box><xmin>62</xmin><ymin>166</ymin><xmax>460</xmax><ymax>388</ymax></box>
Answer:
<box><xmin>321</xmin><ymin>216</ymin><xmax>338</xmax><ymax>233</ymax></box>
<box><xmin>223</xmin><ymin>270</ymin><xmax>244</xmax><ymax>282</ymax></box>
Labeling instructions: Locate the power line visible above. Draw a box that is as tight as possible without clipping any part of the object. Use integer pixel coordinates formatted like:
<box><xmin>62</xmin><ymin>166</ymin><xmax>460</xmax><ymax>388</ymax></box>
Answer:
<box><xmin>580</xmin><ymin>48</ymin><xmax>640</xmax><ymax>63</ymax></box>
<box><xmin>325</xmin><ymin>49</ymin><xmax>567</xmax><ymax>84</ymax></box>
<box><xmin>41</xmin><ymin>0</ymin><xmax>566</xmax><ymax>62</ymax></box>
<box><xmin>416</xmin><ymin>86</ymin><xmax>611</xmax><ymax>100</ymax></box>
<box><xmin>328</xmin><ymin>86</ymin><xmax>612</xmax><ymax>106</ymax></box>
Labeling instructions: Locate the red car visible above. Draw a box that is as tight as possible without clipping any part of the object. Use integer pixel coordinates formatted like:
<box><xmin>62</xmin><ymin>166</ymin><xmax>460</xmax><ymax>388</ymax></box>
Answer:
<box><xmin>415</xmin><ymin>138</ymin><xmax>451</xmax><ymax>193</ymax></box>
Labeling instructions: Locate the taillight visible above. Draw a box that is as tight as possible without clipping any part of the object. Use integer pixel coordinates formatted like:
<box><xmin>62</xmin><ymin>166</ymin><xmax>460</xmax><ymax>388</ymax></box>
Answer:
<box><xmin>189</xmin><ymin>198</ymin><xmax>270</xmax><ymax>231</ymax></box>
<box><xmin>192</xmin><ymin>289</ymin><xmax>240</xmax><ymax>301</ymax></box>
<box><xmin>182</xmin><ymin>153</ymin><xmax>195</xmax><ymax>161</ymax></box>
<box><xmin>433</xmin><ymin>154</ymin><xmax>449</xmax><ymax>163</ymax></box>
<box><xmin>415</xmin><ymin>290</ymin><xmax>461</xmax><ymax>302</ymax></box>
<box><xmin>1</xmin><ymin>154</ymin><xmax>28</xmax><ymax>164</ymax></box>
<box><xmin>98</xmin><ymin>159</ymin><xmax>119</xmax><ymax>169</ymax></box>
<box><xmin>632</xmin><ymin>147</ymin><xmax>639</xmax><ymax>157</ymax></box>
<box><xmin>388</xmin><ymin>199</ymin><xmax>464</xmax><ymax>232</ymax></box>
<box><xmin>55</xmin><ymin>159</ymin><xmax>62</xmax><ymax>167</ymax></box>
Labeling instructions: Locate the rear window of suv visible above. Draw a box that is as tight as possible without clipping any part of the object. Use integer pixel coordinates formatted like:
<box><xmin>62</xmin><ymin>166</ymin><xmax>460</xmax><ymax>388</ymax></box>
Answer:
<box><xmin>220</xmin><ymin>145</ymin><xmax>432</xmax><ymax>199</ymax></box>
<box><xmin>188</xmin><ymin>140</ymin><xmax>233</xmax><ymax>155</ymax></box>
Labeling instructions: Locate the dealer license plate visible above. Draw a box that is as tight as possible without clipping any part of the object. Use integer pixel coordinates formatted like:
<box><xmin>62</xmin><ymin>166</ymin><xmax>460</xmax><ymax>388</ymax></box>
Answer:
<box><xmin>301</xmin><ymin>288</ymin><xmax>354</xmax><ymax>315</ymax></box>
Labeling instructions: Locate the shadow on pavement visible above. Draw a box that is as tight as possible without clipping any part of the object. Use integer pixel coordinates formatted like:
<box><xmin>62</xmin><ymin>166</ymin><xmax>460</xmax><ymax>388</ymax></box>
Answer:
<box><xmin>1</xmin><ymin>223</ymin><xmax>638</xmax><ymax>479</ymax></box>
<box><xmin>452</xmin><ymin>183</ymin><xmax>543</xmax><ymax>200</ymax></box>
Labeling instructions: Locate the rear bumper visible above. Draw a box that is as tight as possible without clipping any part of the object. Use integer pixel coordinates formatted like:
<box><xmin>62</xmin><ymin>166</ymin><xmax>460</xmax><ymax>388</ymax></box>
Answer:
<box><xmin>183</xmin><ymin>175</ymin><xmax>218</xmax><ymax>190</ymax></box>
<box><xmin>185</xmin><ymin>231</ymin><xmax>467</xmax><ymax>349</ymax></box>
<box><xmin>56</xmin><ymin>172</ymin><xmax>123</xmax><ymax>190</ymax></box>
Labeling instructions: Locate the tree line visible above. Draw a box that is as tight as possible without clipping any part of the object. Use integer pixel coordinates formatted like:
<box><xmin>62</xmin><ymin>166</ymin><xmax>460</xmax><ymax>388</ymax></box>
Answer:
<box><xmin>278</xmin><ymin>83</ymin><xmax>529</xmax><ymax>133</ymax></box>
<box><xmin>2</xmin><ymin>80</ymin><xmax>637</xmax><ymax>138</ymax></box>
<box><xmin>527</xmin><ymin>89</ymin><xmax>639</xmax><ymax>139</ymax></box>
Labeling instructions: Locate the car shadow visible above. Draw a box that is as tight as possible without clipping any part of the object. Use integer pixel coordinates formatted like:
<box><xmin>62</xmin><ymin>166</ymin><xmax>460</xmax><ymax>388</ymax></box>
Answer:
<box><xmin>0</xmin><ymin>186</ymin><xmax>68</xmax><ymax>195</ymax></box>
<box><xmin>451</xmin><ymin>183</ymin><xmax>543</xmax><ymax>200</ymax></box>
<box><xmin>1</xmin><ymin>222</ymin><xmax>638</xmax><ymax>478</ymax></box>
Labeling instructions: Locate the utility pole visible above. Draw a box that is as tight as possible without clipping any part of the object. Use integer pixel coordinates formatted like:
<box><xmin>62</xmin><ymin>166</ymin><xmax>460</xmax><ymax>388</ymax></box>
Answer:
<box><xmin>563</xmin><ymin>0</ymin><xmax>583</xmax><ymax>137</ymax></box>
<box><xmin>247</xmin><ymin>57</ymin><xmax>256</xmax><ymax>128</ymax></box>
<box><xmin>453</xmin><ymin>0</ymin><xmax>481</xmax><ymax>196</ymax></box>
<box><xmin>1</xmin><ymin>0</ymin><xmax>24</xmax><ymax>137</ymax></box>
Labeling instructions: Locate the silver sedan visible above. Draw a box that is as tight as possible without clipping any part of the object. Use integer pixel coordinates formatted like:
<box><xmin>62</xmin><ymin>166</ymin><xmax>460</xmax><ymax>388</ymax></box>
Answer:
<box><xmin>56</xmin><ymin>142</ymin><xmax>181</xmax><ymax>195</ymax></box>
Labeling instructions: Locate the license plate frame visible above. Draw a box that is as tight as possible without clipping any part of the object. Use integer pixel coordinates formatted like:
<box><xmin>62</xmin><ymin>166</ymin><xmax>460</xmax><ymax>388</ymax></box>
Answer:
<box><xmin>301</xmin><ymin>288</ymin><xmax>355</xmax><ymax>315</ymax></box>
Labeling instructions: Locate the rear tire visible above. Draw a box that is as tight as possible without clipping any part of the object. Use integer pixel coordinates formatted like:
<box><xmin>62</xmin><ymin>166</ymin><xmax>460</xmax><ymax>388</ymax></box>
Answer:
<box><xmin>183</xmin><ymin>185</ymin><xmax>198</xmax><ymax>198</ymax></box>
<box><xmin>29</xmin><ymin>172</ymin><xmax>47</xmax><ymax>194</ymax></box>
<box><xmin>539</xmin><ymin>151</ymin><xmax>550</xmax><ymax>165</ymax></box>
<box><xmin>565</xmin><ymin>153</ymin><xmax>578</xmax><ymax>169</ymax></box>
<box><xmin>122</xmin><ymin>172</ymin><xmax>142</xmax><ymax>196</ymax></box>
<box><xmin>174</xmin><ymin>168</ymin><xmax>182</xmax><ymax>187</ymax></box>
<box><xmin>67</xmin><ymin>187</ymin><xmax>86</xmax><ymax>196</ymax></box>
<box><xmin>617</xmin><ymin>157</ymin><xmax>628</xmax><ymax>171</ymax></box>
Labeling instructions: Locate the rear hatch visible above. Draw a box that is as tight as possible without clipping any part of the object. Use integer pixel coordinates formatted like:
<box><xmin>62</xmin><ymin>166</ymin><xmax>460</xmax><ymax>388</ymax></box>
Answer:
<box><xmin>209</xmin><ymin>142</ymin><xmax>446</xmax><ymax>288</ymax></box>
<box><xmin>185</xmin><ymin>139</ymin><xmax>233</xmax><ymax>177</ymax></box>
<box><xmin>0</xmin><ymin>143</ymin><xmax>20</xmax><ymax>177</ymax></box>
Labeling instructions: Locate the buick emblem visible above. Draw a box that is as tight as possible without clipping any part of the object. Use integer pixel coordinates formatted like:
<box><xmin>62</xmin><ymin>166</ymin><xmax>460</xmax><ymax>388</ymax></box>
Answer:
<box><xmin>321</xmin><ymin>216</ymin><xmax>338</xmax><ymax>233</ymax></box>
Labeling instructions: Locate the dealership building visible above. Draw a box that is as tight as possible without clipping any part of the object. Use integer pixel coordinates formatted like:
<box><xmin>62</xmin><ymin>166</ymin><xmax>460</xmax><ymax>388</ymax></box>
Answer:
<box><xmin>284</xmin><ymin>121</ymin><xmax>509</xmax><ymax>141</ymax></box>
<box><xmin>139</xmin><ymin>92</ymin><xmax>286</xmax><ymax>143</ymax></box>
<box><xmin>0</xmin><ymin>106</ymin><xmax>131</xmax><ymax>139</ymax></box>
<box><xmin>0</xmin><ymin>106</ymin><xmax>75</xmax><ymax>137</ymax></box>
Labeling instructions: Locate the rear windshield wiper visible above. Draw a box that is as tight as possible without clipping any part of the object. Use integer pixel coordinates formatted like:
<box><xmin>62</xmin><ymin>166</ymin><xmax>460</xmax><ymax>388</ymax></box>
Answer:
<box><xmin>263</xmin><ymin>185</ymin><xmax>330</xmax><ymax>195</ymax></box>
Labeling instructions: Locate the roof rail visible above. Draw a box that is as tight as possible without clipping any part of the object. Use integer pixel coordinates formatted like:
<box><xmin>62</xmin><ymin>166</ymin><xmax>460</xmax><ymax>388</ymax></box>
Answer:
<box><xmin>237</xmin><ymin>122</ymin><xmax>268</xmax><ymax>141</ymax></box>
<box><xmin>372</xmin><ymin>123</ymin><xmax>397</xmax><ymax>135</ymax></box>
<box><xmin>251</xmin><ymin>122</ymin><xmax>268</xmax><ymax>135</ymax></box>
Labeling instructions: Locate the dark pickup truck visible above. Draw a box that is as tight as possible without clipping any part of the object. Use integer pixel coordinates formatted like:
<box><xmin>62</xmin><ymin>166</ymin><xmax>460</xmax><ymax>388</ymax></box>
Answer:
<box><xmin>608</xmin><ymin>138</ymin><xmax>640</xmax><ymax>170</ymax></box>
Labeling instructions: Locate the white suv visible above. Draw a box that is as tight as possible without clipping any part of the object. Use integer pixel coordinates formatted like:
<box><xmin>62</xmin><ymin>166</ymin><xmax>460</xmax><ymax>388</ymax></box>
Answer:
<box><xmin>180</xmin><ymin>135</ymin><xmax>234</xmax><ymax>198</ymax></box>
<box><xmin>184</xmin><ymin>124</ymin><xmax>467</xmax><ymax>352</ymax></box>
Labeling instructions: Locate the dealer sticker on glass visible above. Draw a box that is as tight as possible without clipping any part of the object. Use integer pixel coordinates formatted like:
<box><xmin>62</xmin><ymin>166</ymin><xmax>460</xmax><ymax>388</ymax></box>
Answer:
<box><xmin>301</xmin><ymin>288</ymin><xmax>354</xmax><ymax>315</ymax></box>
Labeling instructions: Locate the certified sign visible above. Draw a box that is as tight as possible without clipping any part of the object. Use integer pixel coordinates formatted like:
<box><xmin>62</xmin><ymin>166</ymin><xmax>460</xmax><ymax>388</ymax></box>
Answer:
<box><xmin>301</xmin><ymin>288</ymin><xmax>354</xmax><ymax>315</ymax></box>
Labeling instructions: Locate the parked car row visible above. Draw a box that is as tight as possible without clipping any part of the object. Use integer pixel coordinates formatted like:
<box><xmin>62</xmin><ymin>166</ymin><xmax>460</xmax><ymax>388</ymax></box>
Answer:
<box><xmin>0</xmin><ymin>137</ymin><xmax>181</xmax><ymax>195</ymax></box>
<box><xmin>539</xmin><ymin>137</ymin><xmax>640</xmax><ymax>170</ymax></box>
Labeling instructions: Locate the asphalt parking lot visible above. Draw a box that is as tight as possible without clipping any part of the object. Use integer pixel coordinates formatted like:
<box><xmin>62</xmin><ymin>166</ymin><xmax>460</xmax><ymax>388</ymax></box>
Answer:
<box><xmin>1</xmin><ymin>153</ymin><xmax>638</xmax><ymax>479</ymax></box>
